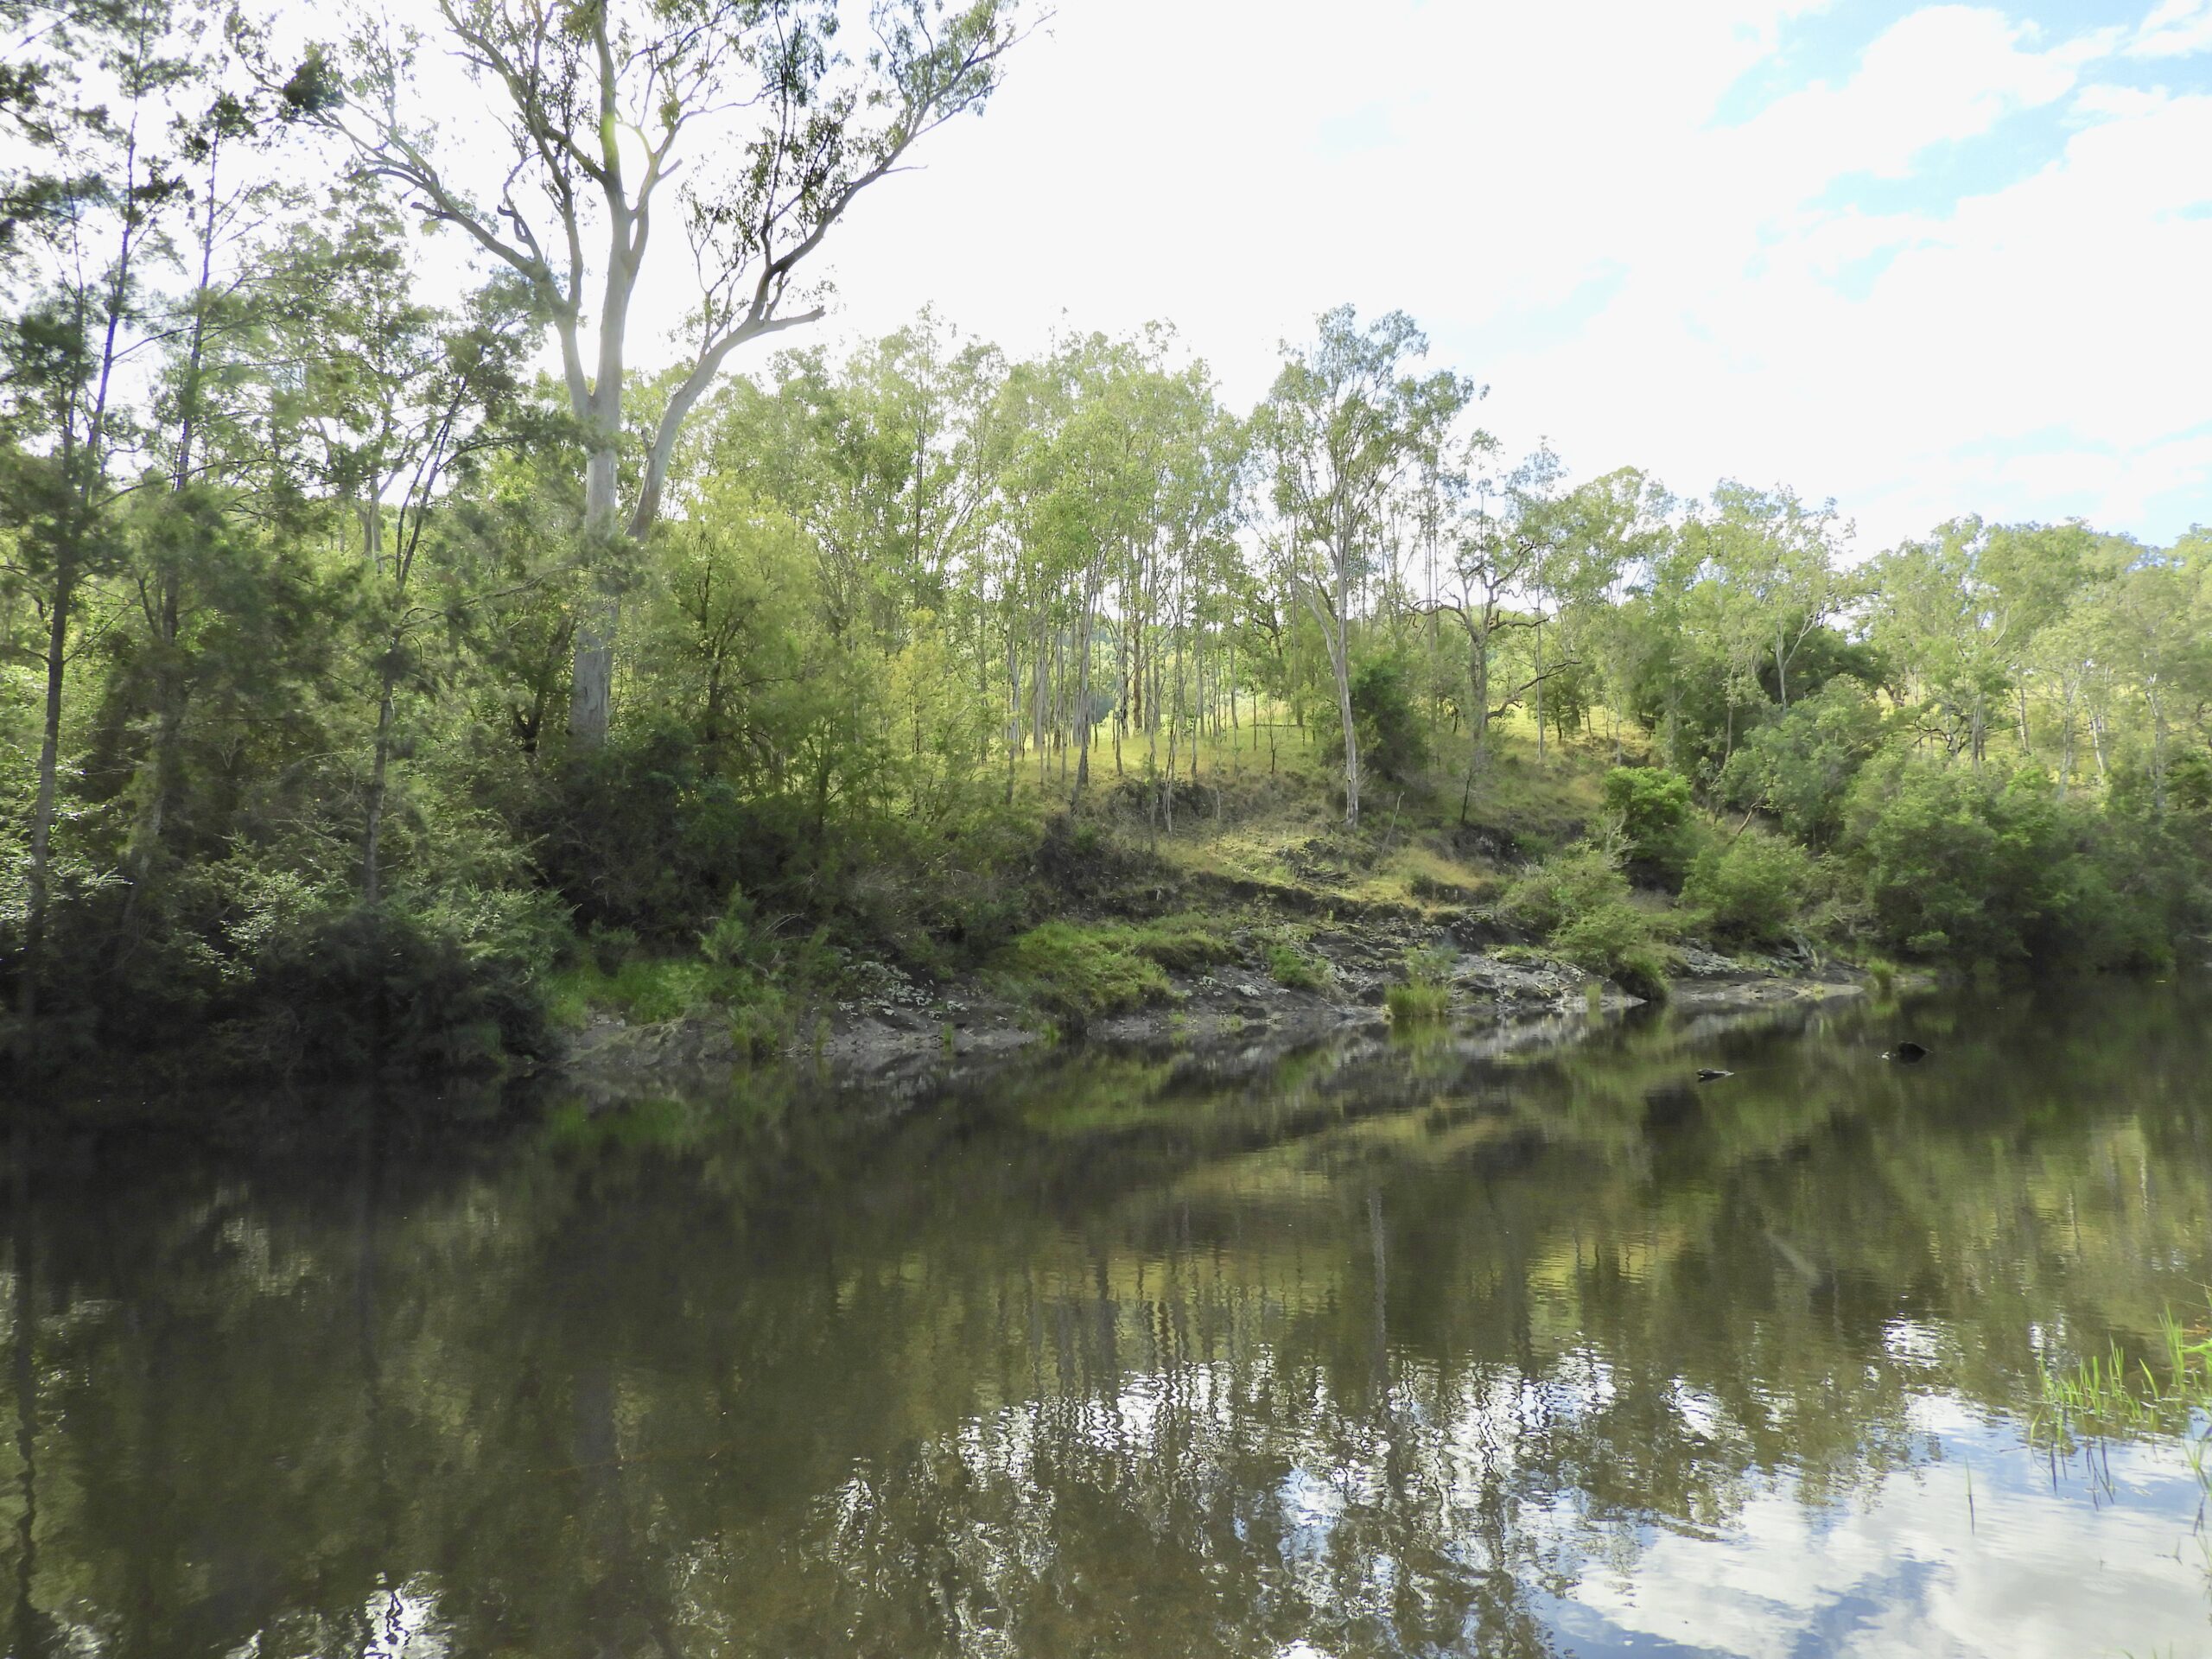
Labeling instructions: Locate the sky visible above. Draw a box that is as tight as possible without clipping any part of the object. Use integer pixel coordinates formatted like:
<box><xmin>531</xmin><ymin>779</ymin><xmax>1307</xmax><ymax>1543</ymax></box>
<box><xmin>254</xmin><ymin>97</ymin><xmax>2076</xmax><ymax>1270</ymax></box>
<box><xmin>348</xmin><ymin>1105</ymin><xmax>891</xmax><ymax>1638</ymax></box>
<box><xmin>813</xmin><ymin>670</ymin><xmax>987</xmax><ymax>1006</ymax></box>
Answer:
<box><xmin>737</xmin><ymin>0</ymin><xmax>2212</xmax><ymax>551</ymax></box>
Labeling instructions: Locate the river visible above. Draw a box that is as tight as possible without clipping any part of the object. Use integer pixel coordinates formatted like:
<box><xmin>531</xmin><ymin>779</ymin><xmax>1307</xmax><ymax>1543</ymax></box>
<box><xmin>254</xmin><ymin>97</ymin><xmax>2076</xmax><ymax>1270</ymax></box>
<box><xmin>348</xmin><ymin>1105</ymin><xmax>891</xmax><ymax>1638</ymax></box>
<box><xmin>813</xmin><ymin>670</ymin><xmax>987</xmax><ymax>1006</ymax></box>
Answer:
<box><xmin>3</xmin><ymin>981</ymin><xmax>2210</xmax><ymax>1656</ymax></box>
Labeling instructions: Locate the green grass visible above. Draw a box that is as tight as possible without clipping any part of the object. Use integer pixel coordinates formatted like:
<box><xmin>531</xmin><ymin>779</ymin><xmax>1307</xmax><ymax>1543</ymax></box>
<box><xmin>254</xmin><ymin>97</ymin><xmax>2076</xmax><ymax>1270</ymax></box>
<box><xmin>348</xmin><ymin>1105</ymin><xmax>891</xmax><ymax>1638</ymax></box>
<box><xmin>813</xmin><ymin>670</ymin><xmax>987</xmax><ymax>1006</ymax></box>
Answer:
<box><xmin>1384</xmin><ymin>981</ymin><xmax>1452</xmax><ymax>1024</ymax></box>
<box><xmin>2033</xmin><ymin>1303</ymin><xmax>2212</xmax><ymax>1572</ymax></box>
<box><xmin>1120</xmin><ymin>913</ymin><xmax>1238</xmax><ymax>971</ymax></box>
<box><xmin>1266</xmin><ymin>938</ymin><xmax>1330</xmax><ymax>990</ymax></box>
<box><xmin>2037</xmin><ymin>1306</ymin><xmax>2212</xmax><ymax>1444</ymax></box>
<box><xmin>547</xmin><ymin>954</ymin><xmax>787</xmax><ymax>1057</ymax></box>
<box><xmin>995</xmin><ymin>913</ymin><xmax>1242</xmax><ymax>1027</ymax></box>
<box><xmin>1384</xmin><ymin>944</ymin><xmax>1456</xmax><ymax>1025</ymax></box>
<box><xmin>549</xmin><ymin>957</ymin><xmax>729</xmax><ymax>1025</ymax></box>
<box><xmin>995</xmin><ymin>922</ymin><xmax>1172</xmax><ymax>1026</ymax></box>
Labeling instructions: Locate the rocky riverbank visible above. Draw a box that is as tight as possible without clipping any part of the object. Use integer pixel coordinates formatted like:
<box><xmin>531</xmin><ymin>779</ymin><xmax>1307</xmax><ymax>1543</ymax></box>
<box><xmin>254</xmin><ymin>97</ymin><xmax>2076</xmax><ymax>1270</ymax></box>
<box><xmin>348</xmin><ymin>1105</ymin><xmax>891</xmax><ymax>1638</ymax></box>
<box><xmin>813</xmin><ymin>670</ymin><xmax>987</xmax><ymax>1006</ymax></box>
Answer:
<box><xmin>556</xmin><ymin>894</ymin><xmax>1878</xmax><ymax>1103</ymax></box>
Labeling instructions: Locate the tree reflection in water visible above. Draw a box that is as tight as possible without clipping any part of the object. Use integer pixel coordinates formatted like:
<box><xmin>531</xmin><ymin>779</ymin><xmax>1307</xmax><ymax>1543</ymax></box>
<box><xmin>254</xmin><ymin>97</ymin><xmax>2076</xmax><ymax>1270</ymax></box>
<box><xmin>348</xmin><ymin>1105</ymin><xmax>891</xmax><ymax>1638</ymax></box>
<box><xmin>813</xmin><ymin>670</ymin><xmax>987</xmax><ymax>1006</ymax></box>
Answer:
<box><xmin>2</xmin><ymin>980</ymin><xmax>2209</xmax><ymax>1656</ymax></box>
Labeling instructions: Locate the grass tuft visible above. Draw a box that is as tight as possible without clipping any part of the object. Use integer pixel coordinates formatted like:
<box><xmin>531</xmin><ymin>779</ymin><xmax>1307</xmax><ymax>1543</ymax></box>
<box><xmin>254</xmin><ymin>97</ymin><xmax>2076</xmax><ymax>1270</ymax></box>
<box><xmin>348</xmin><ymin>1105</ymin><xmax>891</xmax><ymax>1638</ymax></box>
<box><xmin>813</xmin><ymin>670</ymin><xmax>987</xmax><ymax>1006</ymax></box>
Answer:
<box><xmin>1266</xmin><ymin>938</ymin><xmax>1331</xmax><ymax>989</ymax></box>
<box><xmin>1384</xmin><ymin>944</ymin><xmax>1456</xmax><ymax>1026</ymax></box>
<box><xmin>995</xmin><ymin>921</ymin><xmax>1173</xmax><ymax>1027</ymax></box>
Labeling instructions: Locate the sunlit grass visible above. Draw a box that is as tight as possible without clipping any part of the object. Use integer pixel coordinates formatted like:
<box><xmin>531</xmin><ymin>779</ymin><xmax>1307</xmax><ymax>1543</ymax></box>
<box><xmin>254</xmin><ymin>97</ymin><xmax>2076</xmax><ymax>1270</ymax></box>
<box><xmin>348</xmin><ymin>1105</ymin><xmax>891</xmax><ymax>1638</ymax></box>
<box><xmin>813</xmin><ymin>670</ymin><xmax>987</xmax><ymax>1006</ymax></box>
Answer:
<box><xmin>994</xmin><ymin>914</ymin><xmax>1236</xmax><ymax>1027</ymax></box>
<box><xmin>2037</xmin><ymin>1306</ymin><xmax>2212</xmax><ymax>1444</ymax></box>
<box><xmin>2033</xmin><ymin>1303</ymin><xmax>2212</xmax><ymax>1580</ymax></box>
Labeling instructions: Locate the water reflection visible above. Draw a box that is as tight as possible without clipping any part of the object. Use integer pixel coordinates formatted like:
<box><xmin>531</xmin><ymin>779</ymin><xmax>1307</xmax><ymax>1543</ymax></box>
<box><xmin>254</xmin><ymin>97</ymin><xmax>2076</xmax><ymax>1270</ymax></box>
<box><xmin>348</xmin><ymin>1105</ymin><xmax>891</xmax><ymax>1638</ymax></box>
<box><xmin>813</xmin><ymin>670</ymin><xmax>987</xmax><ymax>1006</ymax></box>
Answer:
<box><xmin>3</xmin><ymin>982</ymin><xmax>2210</xmax><ymax>1656</ymax></box>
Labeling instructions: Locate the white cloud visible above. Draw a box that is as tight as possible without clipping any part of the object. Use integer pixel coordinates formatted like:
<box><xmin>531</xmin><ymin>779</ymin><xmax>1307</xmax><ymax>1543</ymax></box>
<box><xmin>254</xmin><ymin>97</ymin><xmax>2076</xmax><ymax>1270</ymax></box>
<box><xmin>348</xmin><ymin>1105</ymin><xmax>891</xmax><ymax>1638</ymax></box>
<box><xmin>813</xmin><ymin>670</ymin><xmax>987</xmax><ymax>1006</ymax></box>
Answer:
<box><xmin>1728</xmin><ymin>6</ymin><xmax>2106</xmax><ymax>183</ymax></box>
<box><xmin>1560</xmin><ymin>1423</ymin><xmax>2208</xmax><ymax>1658</ymax></box>
<box><xmin>615</xmin><ymin>0</ymin><xmax>2212</xmax><ymax>548</ymax></box>
<box><xmin>2129</xmin><ymin>0</ymin><xmax>2212</xmax><ymax>57</ymax></box>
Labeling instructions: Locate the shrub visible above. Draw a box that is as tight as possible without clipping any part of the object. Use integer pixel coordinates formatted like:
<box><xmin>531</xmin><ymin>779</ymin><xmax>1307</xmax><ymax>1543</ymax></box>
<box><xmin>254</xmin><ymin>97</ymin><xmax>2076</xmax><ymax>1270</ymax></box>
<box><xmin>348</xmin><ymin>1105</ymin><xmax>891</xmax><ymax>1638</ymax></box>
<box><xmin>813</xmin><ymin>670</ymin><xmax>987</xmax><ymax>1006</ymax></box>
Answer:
<box><xmin>1719</xmin><ymin>680</ymin><xmax>1885</xmax><ymax>849</ymax></box>
<box><xmin>1836</xmin><ymin>756</ymin><xmax>2210</xmax><ymax>969</ymax></box>
<box><xmin>1503</xmin><ymin>840</ymin><xmax>1675</xmax><ymax>1000</ymax></box>
<box><xmin>1684</xmin><ymin>828</ymin><xmax>1822</xmax><ymax>945</ymax></box>
<box><xmin>1602</xmin><ymin>766</ymin><xmax>1697</xmax><ymax>887</ymax></box>
<box><xmin>1266</xmin><ymin>938</ymin><xmax>1330</xmax><ymax>990</ymax></box>
<box><xmin>226</xmin><ymin>887</ymin><xmax>569</xmax><ymax>1077</ymax></box>
<box><xmin>1318</xmin><ymin>656</ymin><xmax>1430</xmax><ymax>785</ymax></box>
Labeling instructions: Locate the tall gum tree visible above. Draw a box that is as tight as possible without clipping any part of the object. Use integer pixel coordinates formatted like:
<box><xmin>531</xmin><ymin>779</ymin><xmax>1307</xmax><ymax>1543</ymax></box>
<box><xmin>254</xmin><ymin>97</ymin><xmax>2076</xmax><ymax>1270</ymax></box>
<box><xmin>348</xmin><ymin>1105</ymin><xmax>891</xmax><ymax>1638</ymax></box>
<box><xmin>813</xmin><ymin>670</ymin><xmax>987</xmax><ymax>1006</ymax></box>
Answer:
<box><xmin>1258</xmin><ymin>306</ymin><xmax>1473</xmax><ymax>829</ymax></box>
<box><xmin>273</xmin><ymin>0</ymin><xmax>1027</xmax><ymax>744</ymax></box>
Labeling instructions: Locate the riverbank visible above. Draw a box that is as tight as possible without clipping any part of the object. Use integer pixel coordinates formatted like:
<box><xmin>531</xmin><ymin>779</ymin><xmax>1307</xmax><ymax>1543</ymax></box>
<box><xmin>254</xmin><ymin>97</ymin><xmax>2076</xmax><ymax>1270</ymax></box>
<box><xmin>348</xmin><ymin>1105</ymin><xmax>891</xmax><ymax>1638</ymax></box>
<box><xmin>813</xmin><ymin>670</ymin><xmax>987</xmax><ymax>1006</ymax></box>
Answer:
<box><xmin>557</xmin><ymin>874</ymin><xmax>1881</xmax><ymax>1102</ymax></box>
<box><xmin>10</xmin><ymin>731</ymin><xmax>1925</xmax><ymax>1117</ymax></box>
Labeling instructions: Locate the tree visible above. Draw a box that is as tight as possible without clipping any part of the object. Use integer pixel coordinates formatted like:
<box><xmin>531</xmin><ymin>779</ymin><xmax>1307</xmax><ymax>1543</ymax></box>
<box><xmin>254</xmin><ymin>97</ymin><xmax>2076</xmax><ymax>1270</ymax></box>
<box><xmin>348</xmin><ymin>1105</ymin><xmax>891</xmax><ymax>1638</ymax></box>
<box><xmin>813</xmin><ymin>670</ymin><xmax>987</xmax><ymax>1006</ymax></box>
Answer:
<box><xmin>1681</xmin><ymin>481</ymin><xmax>1852</xmax><ymax>728</ymax></box>
<box><xmin>276</xmin><ymin>206</ymin><xmax>536</xmax><ymax>904</ymax></box>
<box><xmin>1</xmin><ymin>0</ymin><xmax>197</xmax><ymax>1059</ymax></box>
<box><xmin>274</xmin><ymin>0</ymin><xmax>1027</xmax><ymax>744</ymax></box>
<box><xmin>1257</xmin><ymin>306</ymin><xmax>1474</xmax><ymax>828</ymax></box>
<box><xmin>1451</xmin><ymin>445</ymin><xmax>1637</xmax><ymax>768</ymax></box>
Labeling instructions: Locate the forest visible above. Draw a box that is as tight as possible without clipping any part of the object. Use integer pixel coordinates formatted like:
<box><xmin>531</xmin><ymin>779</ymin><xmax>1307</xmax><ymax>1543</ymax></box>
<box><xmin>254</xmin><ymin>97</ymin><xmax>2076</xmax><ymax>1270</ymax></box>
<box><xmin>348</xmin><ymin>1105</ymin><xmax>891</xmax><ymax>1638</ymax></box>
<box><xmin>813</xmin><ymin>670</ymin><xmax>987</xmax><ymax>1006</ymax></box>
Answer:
<box><xmin>4</xmin><ymin>0</ymin><xmax>2210</xmax><ymax>1084</ymax></box>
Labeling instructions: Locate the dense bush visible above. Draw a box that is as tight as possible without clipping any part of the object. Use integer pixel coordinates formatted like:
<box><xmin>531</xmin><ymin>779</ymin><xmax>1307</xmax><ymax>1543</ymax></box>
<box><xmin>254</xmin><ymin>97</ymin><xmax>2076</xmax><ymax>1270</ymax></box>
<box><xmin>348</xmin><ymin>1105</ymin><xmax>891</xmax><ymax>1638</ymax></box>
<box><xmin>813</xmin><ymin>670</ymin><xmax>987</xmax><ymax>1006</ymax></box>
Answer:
<box><xmin>2</xmin><ymin>837</ymin><xmax>568</xmax><ymax>1079</ymax></box>
<box><xmin>530</xmin><ymin>718</ymin><xmax>1037</xmax><ymax>973</ymax></box>
<box><xmin>1839</xmin><ymin>758</ymin><xmax>2190</xmax><ymax>969</ymax></box>
<box><xmin>1684</xmin><ymin>828</ymin><xmax>1822</xmax><ymax>945</ymax></box>
<box><xmin>1602</xmin><ymin>766</ymin><xmax>1698</xmax><ymax>887</ymax></box>
<box><xmin>1503</xmin><ymin>841</ymin><xmax>1674</xmax><ymax>1000</ymax></box>
<box><xmin>228</xmin><ymin>889</ymin><xmax>567</xmax><ymax>1077</ymax></box>
<box><xmin>1719</xmin><ymin>680</ymin><xmax>1885</xmax><ymax>849</ymax></box>
<box><xmin>1319</xmin><ymin>656</ymin><xmax>1430</xmax><ymax>786</ymax></box>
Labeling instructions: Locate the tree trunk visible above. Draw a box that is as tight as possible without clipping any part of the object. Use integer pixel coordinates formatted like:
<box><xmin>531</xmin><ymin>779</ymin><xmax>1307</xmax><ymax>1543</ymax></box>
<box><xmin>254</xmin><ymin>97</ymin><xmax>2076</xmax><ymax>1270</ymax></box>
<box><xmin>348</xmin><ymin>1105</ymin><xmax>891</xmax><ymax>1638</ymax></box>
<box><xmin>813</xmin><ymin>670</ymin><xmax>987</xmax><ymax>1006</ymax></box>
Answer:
<box><xmin>1073</xmin><ymin>575</ymin><xmax>1095</xmax><ymax>798</ymax></box>
<box><xmin>11</xmin><ymin>1149</ymin><xmax>39</xmax><ymax>1659</ymax></box>
<box><xmin>363</xmin><ymin>651</ymin><xmax>399</xmax><ymax>907</ymax></box>
<box><xmin>16</xmin><ymin>563</ymin><xmax>74</xmax><ymax>1066</ymax></box>
<box><xmin>568</xmin><ymin>443</ymin><xmax>622</xmax><ymax>745</ymax></box>
<box><xmin>1533</xmin><ymin>613</ymin><xmax>1546</xmax><ymax>764</ymax></box>
<box><xmin>1320</xmin><ymin>531</ymin><xmax>1361</xmax><ymax>830</ymax></box>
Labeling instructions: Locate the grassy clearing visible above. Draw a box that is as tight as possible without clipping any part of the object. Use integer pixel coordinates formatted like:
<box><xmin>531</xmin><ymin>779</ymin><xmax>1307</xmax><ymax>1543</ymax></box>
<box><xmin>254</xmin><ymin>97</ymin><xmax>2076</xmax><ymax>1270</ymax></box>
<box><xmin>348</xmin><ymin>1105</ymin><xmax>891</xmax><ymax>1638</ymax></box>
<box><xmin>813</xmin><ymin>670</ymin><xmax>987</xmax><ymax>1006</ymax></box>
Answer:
<box><xmin>1065</xmin><ymin>715</ymin><xmax>1618</xmax><ymax>874</ymax></box>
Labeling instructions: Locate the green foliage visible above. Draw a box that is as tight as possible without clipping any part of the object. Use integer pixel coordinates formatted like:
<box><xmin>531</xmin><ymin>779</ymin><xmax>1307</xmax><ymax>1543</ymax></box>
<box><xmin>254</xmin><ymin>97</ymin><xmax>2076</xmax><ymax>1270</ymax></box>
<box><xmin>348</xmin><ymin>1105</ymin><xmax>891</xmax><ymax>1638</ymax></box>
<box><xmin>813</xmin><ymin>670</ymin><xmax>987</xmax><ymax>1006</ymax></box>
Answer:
<box><xmin>3</xmin><ymin>79</ymin><xmax>2208</xmax><ymax>1086</ymax></box>
<box><xmin>1385</xmin><ymin>981</ymin><xmax>1452</xmax><ymax>1023</ymax></box>
<box><xmin>1719</xmin><ymin>679</ymin><xmax>1885</xmax><ymax>849</ymax></box>
<box><xmin>996</xmin><ymin>922</ymin><xmax>1173</xmax><ymax>1028</ymax></box>
<box><xmin>2167</xmin><ymin>748</ymin><xmax>2212</xmax><ymax>817</ymax></box>
<box><xmin>1503</xmin><ymin>841</ymin><xmax>1674</xmax><ymax>1000</ymax></box>
<box><xmin>1684</xmin><ymin>829</ymin><xmax>1822</xmax><ymax>946</ymax></box>
<box><xmin>1602</xmin><ymin>766</ymin><xmax>1696</xmax><ymax>886</ymax></box>
<box><xmin>1121</xmin><ymin>914</ymin><xmax>1238</xmax><ymax>972</ymax></box>
<box><xmin>1318</xmin><ymin>656</ymin><xmax>1431</xmax><ymax>785</ymax></box>
<box><xmin>218</xmin><ymin>887</ymin><xmax>568</xmax><ymax>1078</ymax></box>
<box><xmin>1385</xmin><ymin>944</ymin><xmax>1455</xmax><ymax>1024</ymax></box>
<box><xmin>550</xmin><ymin>957</ymin><xmax>743</xmax><ymax>1027</ymax></box>
<box><xmin>1265</xmin><ymin>938</ymin><xmax>1330</xmax><ymax>990</ymax></box>
<box><xmin>1840</xmin><ymin>758</ymin><xmax>2189</xmax><ymax>969</ymax></box>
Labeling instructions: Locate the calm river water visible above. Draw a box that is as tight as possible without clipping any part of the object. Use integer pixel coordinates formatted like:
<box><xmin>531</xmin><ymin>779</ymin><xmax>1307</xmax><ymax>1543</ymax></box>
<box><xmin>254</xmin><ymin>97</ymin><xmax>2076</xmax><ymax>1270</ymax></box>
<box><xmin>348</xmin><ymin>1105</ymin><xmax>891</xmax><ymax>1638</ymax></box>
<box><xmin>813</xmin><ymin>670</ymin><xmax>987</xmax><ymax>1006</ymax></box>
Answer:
<box><xmin>5</xmin><ymin>981</ymin><xmax>2212</xmax><ymax>1657</ymax></box>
